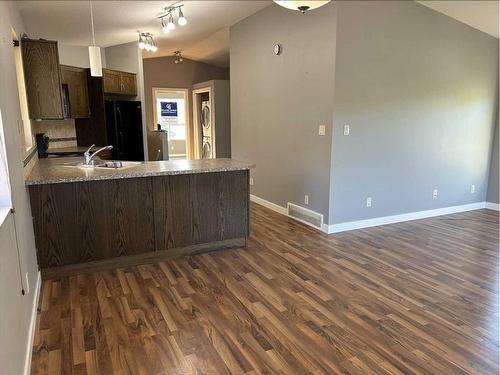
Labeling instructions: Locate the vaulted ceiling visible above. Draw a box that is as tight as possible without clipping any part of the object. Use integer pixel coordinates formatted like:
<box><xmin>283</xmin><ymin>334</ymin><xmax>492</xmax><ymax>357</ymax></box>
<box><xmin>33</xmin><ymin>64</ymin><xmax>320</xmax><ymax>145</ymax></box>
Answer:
<box><xmin>17</xmin><ymin>1</ymin><xmax>270</xmax><ymax>67</ymax></box>
<box><xmin>16</xmin><ymin>1</ymin><xmax>498</xmax><ymax>68</ymax></box>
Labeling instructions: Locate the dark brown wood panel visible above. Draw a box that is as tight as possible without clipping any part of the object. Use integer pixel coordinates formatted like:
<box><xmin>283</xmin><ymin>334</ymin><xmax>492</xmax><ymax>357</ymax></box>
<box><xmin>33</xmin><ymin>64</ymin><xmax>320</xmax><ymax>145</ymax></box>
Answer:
<box><xmin>21</xmin><ymin>39</ymin><xmax>63</xmax><ymax>119</ymax></box>
<box><xmin>60</xmin><ymin>65</ymin><xmax>90</xmax><ymax>118</ymax></box>
<box><xmin>153</xmin><ymin>171</ymin><xmax>249</xmax><ymax>251</ymax></box>
<box><xmin>102</xmin><ymin>68</ymin><xmax>121</xmax><ymax>94</ymax></box>
<box><xmin>74</xmin><ymin>71</ymin><xmax>107</xmax><ymax>147</ymax></box>
<box><xmin>29</xmin><ymin>178</ymin><xmax>155</xmax><ymax>268</ymax></box>
<box><xmin>29</xmin><ymin>171</ymin><xmax>249</xmax><ymax>269</ymax></box>
<box><xmin>30</xmin><ymin>204</ymin><xmax>499</xmax><ymax>374</ymax></box>
<box><xmin>120</xmin><ymin>72</ymin><xmax>137</xmax><ymax>96</ymax></box>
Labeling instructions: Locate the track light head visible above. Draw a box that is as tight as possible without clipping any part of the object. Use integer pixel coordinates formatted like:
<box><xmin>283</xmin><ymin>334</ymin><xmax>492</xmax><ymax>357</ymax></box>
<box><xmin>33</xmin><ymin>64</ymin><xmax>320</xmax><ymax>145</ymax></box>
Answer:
<box><xmin>161</xmin><ymin>17</ymin><xmax>170</xmax><ymax>33</ymax></box>
<box><xmin>167</xmin><ymin>12</ymin><xmax>176</xmax><ymax>31</ymax></box>
<box><xmin>178</xmin><ymin>7</ymin><xmax>187</xmax><ymax>26</ymax></box>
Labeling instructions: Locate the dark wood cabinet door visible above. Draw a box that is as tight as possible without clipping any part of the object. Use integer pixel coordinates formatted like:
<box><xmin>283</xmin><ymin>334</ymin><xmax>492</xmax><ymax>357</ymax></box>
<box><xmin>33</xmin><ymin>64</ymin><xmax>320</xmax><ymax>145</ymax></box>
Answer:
<box><xmin>120</xmin><ymin>72</ymin><xmax>137</xmax><ymax>95</ymax></box>
<box><xmin>29</xmin><ymin>178</ymin><xmax>156</xmax><ymax>268</ymax></box>
<box><xmin>60</xmin><ymin>65</ymin><xmax>90</xmax><ymax>118</ymax></box>
<box><xmin>102</xmin><ymin>69</ymin><xmax>122</xmax><ymax>94</ymax></box>
<box><xmin>153</xmin><ymin>171</ymin><xmax>249</xmax><ymax>251</ymax></box>
<box><xmin>21</xmin><ymin>39</ymin><xmax>63</xmax><ymax>120</ymax></box>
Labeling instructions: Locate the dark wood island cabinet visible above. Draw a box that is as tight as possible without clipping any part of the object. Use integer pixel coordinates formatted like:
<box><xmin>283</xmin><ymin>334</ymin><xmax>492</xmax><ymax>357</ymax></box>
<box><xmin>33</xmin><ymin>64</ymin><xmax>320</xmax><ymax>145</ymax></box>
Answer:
<box><xmin>26</xmin><ymin>158</ymin><xmax>253</xmax><ymax>276</ymax></box>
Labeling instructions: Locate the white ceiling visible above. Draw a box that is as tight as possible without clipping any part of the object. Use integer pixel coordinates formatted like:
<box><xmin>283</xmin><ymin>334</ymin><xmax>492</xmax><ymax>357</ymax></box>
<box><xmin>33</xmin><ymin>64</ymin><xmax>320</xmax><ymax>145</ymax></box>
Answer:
<box><xmin>16</xmin><ymin>1</ymin><xmax>498</xmax><ymax>68</ymax></box>
<box><xmin>16</xmin><ymin>1</ymin><xmax>271</xmax><ymax>67</ymax></box>
<box><xmin>417</xmin><ymin>1</ymin><xmax>499</xmax><ymax>38</ymax></box>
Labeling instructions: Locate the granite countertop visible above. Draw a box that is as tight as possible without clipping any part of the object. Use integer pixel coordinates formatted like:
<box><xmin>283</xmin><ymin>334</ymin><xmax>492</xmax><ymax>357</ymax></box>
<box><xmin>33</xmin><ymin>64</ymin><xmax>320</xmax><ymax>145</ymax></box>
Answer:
<box><xmin>26</xmin><ymin>157</ymin><xmax>255</xmax><ymax>185</ymax></box>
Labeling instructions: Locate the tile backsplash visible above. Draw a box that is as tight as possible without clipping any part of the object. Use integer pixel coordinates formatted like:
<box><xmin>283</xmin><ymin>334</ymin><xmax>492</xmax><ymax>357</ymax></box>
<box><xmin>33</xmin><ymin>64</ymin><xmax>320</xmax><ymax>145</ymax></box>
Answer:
<box><xmin>31</xmin><ymin>119</ymin><xmax>77</xmax><ymax>148</ymax></box>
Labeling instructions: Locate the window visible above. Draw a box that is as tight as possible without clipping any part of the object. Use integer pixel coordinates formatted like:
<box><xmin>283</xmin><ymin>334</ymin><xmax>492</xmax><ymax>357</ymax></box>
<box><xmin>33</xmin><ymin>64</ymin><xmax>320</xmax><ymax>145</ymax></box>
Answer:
<box><xmin>0</xmin><ymin>110</ymin><xmax>12</xmax><ymax>224</ymax></box>
<box><xmin>13</xmin><ymin>33</ymin><xmax>33</xmax><ymax>155</ymax></box>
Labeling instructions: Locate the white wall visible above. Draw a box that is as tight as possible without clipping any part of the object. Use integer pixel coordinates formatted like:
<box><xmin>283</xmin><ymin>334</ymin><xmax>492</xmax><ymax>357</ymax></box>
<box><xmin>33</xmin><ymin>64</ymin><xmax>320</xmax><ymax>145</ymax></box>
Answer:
<box><xmin>105</xmin><ymin>42</ymin><xmax>148</xmax><ymax>160</ymax></box>
<box><xmin>0</xmin><ymin>2</ymin><xmax>40</xmax><ymax>374</ymax></box>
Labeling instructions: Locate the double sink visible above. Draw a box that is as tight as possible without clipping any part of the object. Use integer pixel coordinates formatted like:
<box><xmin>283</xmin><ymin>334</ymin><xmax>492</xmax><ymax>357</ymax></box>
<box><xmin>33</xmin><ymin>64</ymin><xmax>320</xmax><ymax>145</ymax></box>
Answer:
<box><xmin>65</xmin><ymin>160</ymin><xmax>142</xmax><ymax>170</ymax></box>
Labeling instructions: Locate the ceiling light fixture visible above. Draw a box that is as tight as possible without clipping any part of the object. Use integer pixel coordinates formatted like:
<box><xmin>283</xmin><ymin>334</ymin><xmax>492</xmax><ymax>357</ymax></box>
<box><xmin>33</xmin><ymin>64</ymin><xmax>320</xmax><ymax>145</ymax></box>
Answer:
<box><xmin>273</xmin><ymin>0</ymin><xmax>331</xmax><ymax>14</ymax></box>
<box><xmin>161</xmin><ymin>17</ymin><xmax>169</xmax><ymax>33</ymax></box>
<box><xmin>173</xmin><ymin>50</ymin><xmax>183</xmax><ymax>64</ymax></box>
<box><xmin>178</xmin><ymin>7</ymin><xmax>187</xmax><ymax>26</ymax></box>
<box><xmin>138</xmin><ymin>32</ymin><xmax>157</xmax><ymax>52</ymax></box>
<box><xmin>167</xmin><ymin>13</ymin><xmax>176</xmax><ymax>31</ymax></box>
<box><xmin>158</xmin><ymin>4</ymin><xmax>187</xmax><ymax>33</ymax></box>
<box><xmin>88</xmin><ymin>0</ymin><xmax>102</xmax><ymax>77</ymax></box>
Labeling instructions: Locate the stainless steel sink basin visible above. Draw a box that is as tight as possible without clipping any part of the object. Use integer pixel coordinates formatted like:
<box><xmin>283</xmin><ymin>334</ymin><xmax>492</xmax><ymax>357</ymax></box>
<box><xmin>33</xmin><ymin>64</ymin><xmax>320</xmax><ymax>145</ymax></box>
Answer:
<box><xmin>64</xmin><ymin>160</ymin><xmax>142</xmax><ymax>170</ymax></box>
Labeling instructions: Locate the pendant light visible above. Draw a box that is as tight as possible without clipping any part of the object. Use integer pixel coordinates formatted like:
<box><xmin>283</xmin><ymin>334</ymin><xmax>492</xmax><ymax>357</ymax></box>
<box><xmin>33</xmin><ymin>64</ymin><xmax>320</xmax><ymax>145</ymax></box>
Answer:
<box><xmin>273</xmin><ymin>1</ymin><xmax>331</xmax><ymax>13</ymax></box>
<box><xmin>88</xmin><ymin>0</ymin><xmax>102</xmax><ymax>77</ymax></box>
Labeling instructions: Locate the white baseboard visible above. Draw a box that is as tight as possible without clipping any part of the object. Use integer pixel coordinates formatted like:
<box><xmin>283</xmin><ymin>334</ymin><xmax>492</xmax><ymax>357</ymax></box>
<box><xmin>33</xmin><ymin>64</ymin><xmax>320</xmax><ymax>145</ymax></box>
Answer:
<box><xmin>250</xmin><ymin>195</ymin><xmax>490</xmax><ymax>234</ymax></box>
<box><xmin>250</xmin><ymin>194</ymin><xmax>288</xmax><ymax>216</ymax></box>
<box><xmin>24</xmin><ymin>271</ymin><xmax>41</xmax><ymax>375</ymax></box>
<box><xmin>250</xmin><ymin>194</ymin><xmax>327</xmax><ymax>232</ymax></box>
<box><xmin>326</xmin><ymin>202</ymin><xmax>487</xmax><ymax>233</ymax></box>
<box><xmin>485</xmin><ymin>202</ymin><xmax>500</xmax><ymax>211</ymax></box>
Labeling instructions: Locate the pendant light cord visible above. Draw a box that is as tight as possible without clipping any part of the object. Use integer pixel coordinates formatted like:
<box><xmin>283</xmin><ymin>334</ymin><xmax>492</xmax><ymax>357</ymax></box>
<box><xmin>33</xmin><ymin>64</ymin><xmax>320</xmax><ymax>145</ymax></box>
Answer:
<box><xmin>90</xmin><ymin>0</ymin><xmax>96</xmax><ymax>46</ymax></box>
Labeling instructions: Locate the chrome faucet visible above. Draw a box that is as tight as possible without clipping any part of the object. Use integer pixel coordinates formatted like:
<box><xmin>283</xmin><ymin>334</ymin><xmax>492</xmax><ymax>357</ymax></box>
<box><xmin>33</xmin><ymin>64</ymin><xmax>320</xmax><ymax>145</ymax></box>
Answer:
<box><xmin>84</xmin><ymin>144</ymin><xmax>113</xmax><ymax>166</ymax></box>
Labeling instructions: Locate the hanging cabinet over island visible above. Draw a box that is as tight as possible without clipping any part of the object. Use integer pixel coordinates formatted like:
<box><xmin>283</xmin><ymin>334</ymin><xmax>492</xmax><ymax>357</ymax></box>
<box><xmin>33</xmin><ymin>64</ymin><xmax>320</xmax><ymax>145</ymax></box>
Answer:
<box><xmin>26</xmin><ymin>158</ymin><xmax>253</xmax><ymax>277</ymax></box>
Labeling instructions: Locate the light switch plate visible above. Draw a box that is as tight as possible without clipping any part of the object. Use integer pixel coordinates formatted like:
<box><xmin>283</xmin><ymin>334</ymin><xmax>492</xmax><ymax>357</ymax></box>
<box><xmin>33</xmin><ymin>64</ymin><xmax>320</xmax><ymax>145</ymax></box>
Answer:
<box><xmin>433</xmin><ymin>189</ymin><xmax>438</xmax><ymax>199</ymax></box>
<box><xmin>249</xmin><ymin>177</ymin><xmax>254</xmax><ymax>186</ymax></box>
<box><xmin>343</xmin><ymin>125</ymin><xmax>350</xmax><ymax>136</ymax></box>
<box><xmin>366</xmin><ymin>197</ymin><xmax>372</xmax><ymax>208</ymax></box>
<box><xmin>318</xmin><ymin>125</ymin><xmax>326</xmax><ymax>136</ymax></box>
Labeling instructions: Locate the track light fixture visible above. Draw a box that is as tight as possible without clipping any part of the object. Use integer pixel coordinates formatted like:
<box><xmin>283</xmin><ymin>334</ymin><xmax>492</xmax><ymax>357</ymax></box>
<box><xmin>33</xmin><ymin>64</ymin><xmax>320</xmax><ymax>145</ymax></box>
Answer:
<box><xmin>173</xmin><ymin>50</ymin><xmax>183</xmax><ymax>64</ymax></box>
<box><xmin>159</xmin><ymin>4</ymin><xmax>187</xmax><ymax>34</ymax></box>
<box><xmin>138</xmin><ymin>32</ymin><xmax>157</xmax><ymax>52</ymax></box>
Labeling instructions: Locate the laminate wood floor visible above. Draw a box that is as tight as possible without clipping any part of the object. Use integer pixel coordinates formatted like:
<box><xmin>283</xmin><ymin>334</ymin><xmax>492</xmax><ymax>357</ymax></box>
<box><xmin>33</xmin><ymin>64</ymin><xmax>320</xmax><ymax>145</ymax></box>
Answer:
<box><xmin>31</xmin><ymin>203</ymin><xmax>499</xmax><ymax>374</ymax></box>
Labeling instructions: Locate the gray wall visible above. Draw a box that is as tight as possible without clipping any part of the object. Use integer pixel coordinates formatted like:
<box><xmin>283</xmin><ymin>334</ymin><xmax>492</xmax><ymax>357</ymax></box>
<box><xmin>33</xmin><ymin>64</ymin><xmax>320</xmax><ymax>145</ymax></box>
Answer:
<box><xmin>0</xmin><ymin>2</ymin><xmax>40</xmax><ymax>373</ymax></box>
<box><xmin>143</xmin><ymin>56</ymin><xmax>229</xmax><ymax>160</ymax></box>
<box><xmin>230</xmin><ymin>3</ymin><xmax>337</xmax><ymax>222</ymax></box>
<box><xmin>330</xmin><ymin>1</ymin><xmax>499</xmax><ymax>223</ymax></box>
<box><xmin>487</xmin><ymin>118</ymin><xmax>499</xmax><ymax>204</ymax></box>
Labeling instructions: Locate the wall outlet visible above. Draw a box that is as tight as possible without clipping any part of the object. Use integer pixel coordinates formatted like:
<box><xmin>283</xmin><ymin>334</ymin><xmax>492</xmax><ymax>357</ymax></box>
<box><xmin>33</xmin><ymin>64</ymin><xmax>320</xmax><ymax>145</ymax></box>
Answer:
<box><xmin>432</xmin><ymin>189</ymin><xmax>438</xmax><ymax>199</ymax></box>
<box><xmin>304</xmin><ymin>195</ymin><xmax>309</xmax><ymax>205</ymax></box>
<box><xmin>318</xmin><ymin>125</ymin><xmax>326</xmax><ymax>136</ymax></box>
<box><xmin>343</xmin><ymin>124</ymin><xmax>350</xmax><ymax>136</ymax></box>
<box><xmin>25</xmin><ymin>272</ymin><xmax>30</xmax><ymax>295</ymax></box>
<box><xmin>366</xmin><ymin>197</ymin><xmax>372</xmax><ymax>208</ymax></box>
<box><xmin>249</xmin><ymin>177</ymin><xmax>254</xmax><ymax>186</ymax></box>
<box><xmin>470</xmin><ymin>184</ymin><xmax>475</xmax><ymax>194</ymax></box>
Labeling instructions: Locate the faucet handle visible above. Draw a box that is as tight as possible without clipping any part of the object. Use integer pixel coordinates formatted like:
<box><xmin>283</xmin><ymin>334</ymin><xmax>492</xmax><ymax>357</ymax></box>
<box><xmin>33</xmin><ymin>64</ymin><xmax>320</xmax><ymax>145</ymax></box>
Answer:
<box><xmin>85</xmin><ymin>144</ymin><xmax>95</xmax><ymax>155</ymax></box>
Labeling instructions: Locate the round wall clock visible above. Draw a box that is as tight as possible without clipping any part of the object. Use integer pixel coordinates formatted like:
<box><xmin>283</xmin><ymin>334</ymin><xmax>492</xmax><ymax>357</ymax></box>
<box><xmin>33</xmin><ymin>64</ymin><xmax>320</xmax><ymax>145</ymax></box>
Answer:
<box><xmin>273</xmin><ymin>44</ymin><xmax>282</xmax><ymax>55</ymax></box>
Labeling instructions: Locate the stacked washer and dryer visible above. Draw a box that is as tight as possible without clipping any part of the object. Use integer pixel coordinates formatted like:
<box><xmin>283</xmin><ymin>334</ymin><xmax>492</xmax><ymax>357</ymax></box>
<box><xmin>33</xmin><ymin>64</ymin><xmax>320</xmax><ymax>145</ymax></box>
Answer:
<box><xmin>192</xmin><ymin>80</ymin><xmax>231</xmax><ymax>160</ymax></box>
<box><xmin>201</xmin><ymin>99</ymin><xmax>213</xmax><ymax>159</ymax></box>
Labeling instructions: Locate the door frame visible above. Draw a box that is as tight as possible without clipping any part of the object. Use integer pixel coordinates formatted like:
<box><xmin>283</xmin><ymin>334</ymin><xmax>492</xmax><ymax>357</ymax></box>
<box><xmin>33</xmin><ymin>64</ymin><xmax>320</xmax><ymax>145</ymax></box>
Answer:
<box><xmin>192</xmin><ymin>85</ymin><xmax>214</xmax><ymax>159</ymax></box>
<box><xmin>152</xmin><ymin>87</ymin><xmax>191</xmax><ymax>159</ymax></box>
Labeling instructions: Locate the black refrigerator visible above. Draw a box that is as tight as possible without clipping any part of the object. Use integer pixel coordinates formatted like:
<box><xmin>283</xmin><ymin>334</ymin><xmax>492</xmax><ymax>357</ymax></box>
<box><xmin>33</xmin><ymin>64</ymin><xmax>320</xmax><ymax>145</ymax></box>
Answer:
<box><xmin>105</xmin><ymin>100</ymin><xmax>144</xmax><ymax>161</ymax></box>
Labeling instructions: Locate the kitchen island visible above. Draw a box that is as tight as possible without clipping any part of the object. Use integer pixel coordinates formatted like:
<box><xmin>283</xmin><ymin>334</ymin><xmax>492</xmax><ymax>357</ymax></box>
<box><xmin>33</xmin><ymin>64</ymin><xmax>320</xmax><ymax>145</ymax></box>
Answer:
<box><xmin>26</xmin><ymin>158</ymin><xmax>254</xmax><ymax>277</ymax></box>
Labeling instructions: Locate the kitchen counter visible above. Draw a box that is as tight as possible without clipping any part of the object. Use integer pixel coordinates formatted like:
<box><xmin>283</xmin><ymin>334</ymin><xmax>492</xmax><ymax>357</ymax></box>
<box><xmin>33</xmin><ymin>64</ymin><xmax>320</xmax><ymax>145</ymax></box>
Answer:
<box><xmin>26</xmin><ymin>157</ymin><xmax>255</xmax><ymax>185</ymax></box>
<box><xmin>27</xmin><ymin>157</ymin><xmax>253</xmax><ymax>273</ymax></box>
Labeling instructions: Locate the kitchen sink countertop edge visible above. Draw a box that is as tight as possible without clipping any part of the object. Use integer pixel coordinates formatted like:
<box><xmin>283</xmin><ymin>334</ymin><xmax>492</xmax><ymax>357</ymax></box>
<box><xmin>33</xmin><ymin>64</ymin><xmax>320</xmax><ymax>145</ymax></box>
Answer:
<box><xmin>26</xmin><ymin>157</ymin><xmax>255</xmax><ymax>185</ymax></box>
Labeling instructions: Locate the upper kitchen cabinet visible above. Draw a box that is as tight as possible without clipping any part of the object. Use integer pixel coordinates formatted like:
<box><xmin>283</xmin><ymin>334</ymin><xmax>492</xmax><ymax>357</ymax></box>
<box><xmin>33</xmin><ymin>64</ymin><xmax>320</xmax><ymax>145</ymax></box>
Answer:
<box><xmin>60</xmin><ymin>65</ymin><xmax>90</xmax><ymax>118</ymax></box>
<box><xmin>103</xmin><ymin>69</ymin><xmax>137</xmax><ymax>96</ymax></box>
<box><xmin>21</xmin><ymin>38</ymin><xmax>63</xmax><ymax>120</ymax></box>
